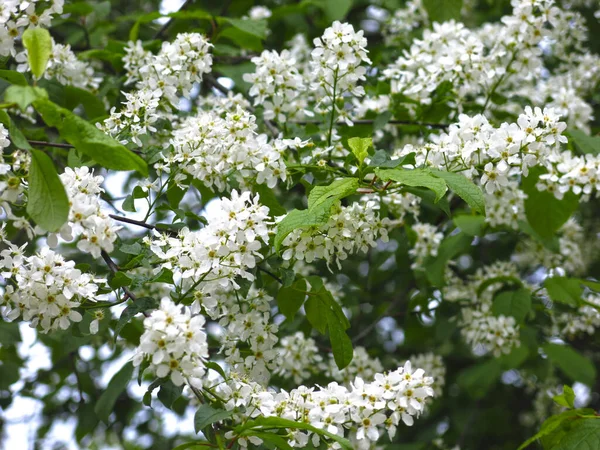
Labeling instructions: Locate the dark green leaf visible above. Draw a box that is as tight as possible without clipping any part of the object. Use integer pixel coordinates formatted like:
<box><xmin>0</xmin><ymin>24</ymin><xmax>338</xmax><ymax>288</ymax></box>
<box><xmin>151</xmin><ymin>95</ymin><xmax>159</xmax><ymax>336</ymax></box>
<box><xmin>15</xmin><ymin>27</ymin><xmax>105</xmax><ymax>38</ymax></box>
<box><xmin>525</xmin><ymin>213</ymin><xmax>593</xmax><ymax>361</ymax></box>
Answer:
<box><xmin>157</xmin><ymin>380</ymin><xmax>184</xmax><ymax>409</ymax></box>
<box><xmin>94</xmin><ymin>361</ymin><xmax>133</xmax><ymax>424</ymax></box>
<box><xmin>453</xmin><ymin>215</ymin><xmax>486</xmax><ymax>236</ymax></box>
<box><xmin>327</xmin><ymin>311</ymin><xmax>353</xmax><ymax>369</ymax></box>
<box><xmin>543</xmin><ymin>343</ymin><xmax>596</xmax><ymax>386</ymax></box>
<box><xmin>432</xmin><ymin>170</ymin><xmax>486</xmax><ymax>214</ymax></box>
<box><xmin>26</xmin><ymin>149</ymin><xmax>70</xmax><ymax>232</ymax></box>
<box><xmin>194</xmin><ymin>405</ymin><xmax>233</xmax><ymax>433</ymax></box>
<box><xmin>422</xmin><ymin>0</ymin><xmax>463</xmax><ymax>22</ymax></box>
<box><xmin>492</xmin><ymin>288</ymin><xmax>532</xmax><ymax>323</ymax></box>
<box><xmin>0</xmin><ymin>70</ymin><xmax>27</xmax><ymax>86</ymax></box>
<box><xmin>545</xmin><ymin>277</ymin><xmax>583</xmax><ymax>308</ymax></box>
<box><xmin>277</xmin><ymin>278</ymin><xmax>307</xmax><ymax>321</ymax></box>
<box><xmin>115</xmin><ymin>297</ymin><xmax>158</xmax><ymax>338</ymax></box>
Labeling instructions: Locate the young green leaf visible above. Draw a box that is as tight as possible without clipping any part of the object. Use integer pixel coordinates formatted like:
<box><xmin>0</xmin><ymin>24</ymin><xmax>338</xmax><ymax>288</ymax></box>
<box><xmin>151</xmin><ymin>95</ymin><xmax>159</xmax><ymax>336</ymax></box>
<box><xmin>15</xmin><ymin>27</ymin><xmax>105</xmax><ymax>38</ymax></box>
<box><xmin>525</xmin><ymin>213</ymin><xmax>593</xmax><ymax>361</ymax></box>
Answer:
<box><xmin>33</xmin><ymin>98</ymin><xmax>148</xmax><ymax>175</ymax></box>
<box><xmin>431</xmin><ymin>169</ymin><xmax>486</xmax><ymax>214</ymax></box>
<box><xmin>553</xmin><ymin>385</ymin><xmax>575</xmax><ymax>409</ymax></box>
<box><xmin>375</xmin><ymin>168</ymin><xmax>447</xmax><ymax>202</ymax></box>
<box><xmin>21</xmin><ymin>27</ymin><xmax>53</xmax><ymax>79</ymax></box>
<box><xmin>347</xmin><ymin>136</ymin><xmax>372</xmax><ymax>165</ymax></box>
<box><xmin>26</xmin><ymin>149</ymin><xmax>70</xmax><ymax>232</ymax></box>
<box><xmin>4</xmin><ymin>85</ymin><xmax>48</xmax><ymax>110</ymax></box>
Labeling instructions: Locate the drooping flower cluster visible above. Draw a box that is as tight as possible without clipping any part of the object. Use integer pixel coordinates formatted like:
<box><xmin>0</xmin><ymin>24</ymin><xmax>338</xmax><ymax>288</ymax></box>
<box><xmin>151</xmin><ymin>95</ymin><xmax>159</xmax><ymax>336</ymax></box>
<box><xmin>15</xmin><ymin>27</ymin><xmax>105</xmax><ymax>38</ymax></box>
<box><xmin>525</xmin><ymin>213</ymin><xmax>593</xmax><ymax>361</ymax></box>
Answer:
<box><xmin>397</xmin><ymin>107</ymin><xmax>571</xmax><ymax>197</ymax></box>
<box><xmin>101</xmin><ymin>33</ymin><xmax>213</xmax><ymax>146</ymax></box>
<box><xmin>276</xmin><ymin>331</ymin><xmax>323</xmax><ymax>383</ymax></box>
<box><xmin>485</xmin><ymin>181</ymin><xmax>527</xmax><ymax>230</ymax></box>
<box><xmin>0</xmin><ymin>244</ymin><xmax>101</xmax><ymax>333</ymax></box>
<box><xmin>165</xmin><ymin>105</ymin><xmax>293</xmax><ymax>191</ymax></box>
<box><xmin>309</xmin><ymin>21</ymin><xmax>371</xmax><ymax>113</ymax></box>
<box><xmin>133</xmin><ymin>297</ymin><xmax>208</xmax><ymax>387</ymax></box>
<box><xmin>0</xmin><ymin>124</ymin><xmax>26</xmax><ymax>210</ymax></box>
<box><xmin>382</xmin><ymin>0</ymin><xmax>594</xmax><ymax>128</ymax></box>
<box><xmin>149</xmin><ymin>191</ymin><xmax>270</xmax><ymax>287</ymax></box>
<box><xmin>409</xmin><ymin>353</ymin><xmax>446</xmax><ymax>397</ymax></box>
<box><xmin>280</xmin><ymin>199</ymin><xmax>392</xmax><ymax>268</ymax></box>
<box><xmin>0</xmin><ymin>0</ymin><xmax>64</xmax><ymax>57</ymax></box>
<box><xmin>555</xmin><ymin>294</ymin><xmax>600</xmax><ymax>339</ymax></box>
<box><xmin>409</xmin><ymin>223</ymin><xmax>443</xmax><ymax>269</ymax></box>
<box><xmin>513</xmin><ymin>219</ymin><xmax>588</xmax><ymax>275</ymax></box>
<box><xmin>243</xmin><ymin>50</ymin><xmax>307</xmax><ymax>122</ymax></box>
<box><xmin>215</xmin><ymin>361</ymin><xmax>434</xmax><ymax>449</ymax></box>
<box><xmin>44</xmin><ymin>167</ymin><xmax>121</xmax><ymax>258</ymax></box>
<box><xmin>445</xmin><ymin>261</ymin><xmax>524</xmax><ymax>356</ymax></box>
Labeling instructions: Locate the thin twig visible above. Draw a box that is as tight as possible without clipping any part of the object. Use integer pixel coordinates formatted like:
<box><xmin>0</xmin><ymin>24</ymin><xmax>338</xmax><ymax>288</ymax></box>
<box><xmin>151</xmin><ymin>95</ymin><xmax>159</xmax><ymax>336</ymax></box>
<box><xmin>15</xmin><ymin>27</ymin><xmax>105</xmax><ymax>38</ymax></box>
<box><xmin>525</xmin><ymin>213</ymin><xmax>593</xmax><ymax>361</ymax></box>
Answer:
<box><xmin>257</xmin><ymin>266</ymin><xmax>283</xmax><ymax>284</ymax></box>
<box><xmin>70</xmin><ymin>352</ymin><xmax>85</xmax><ymax>404</ymax></box>
<box><xmin>352</xmin><ymin>296</ymin><xmax>404</xmax><ymax>344</ymax></box>
<box><xmin>153</xmin><ymin>0</ymin><xmax>194</xmax><ymax>39</ymax></box>
<box><xmin>109</xmin><ymin>214</ymin><xmax>178</xmax><ymax>237</ymax></box>
<box><xmin>101</xmin><ymin>250</ymin><xmax>138</xmax><ymax>307</ymax></box>
<box><xmin>28</xmin><ymin>140</ymin><xmax>75</xmax><ymax>149</ymax></box>
<box><xmin>291</xmin><ymin>119</ymin><xmax>449</xmax><ymax>129</ymax></box>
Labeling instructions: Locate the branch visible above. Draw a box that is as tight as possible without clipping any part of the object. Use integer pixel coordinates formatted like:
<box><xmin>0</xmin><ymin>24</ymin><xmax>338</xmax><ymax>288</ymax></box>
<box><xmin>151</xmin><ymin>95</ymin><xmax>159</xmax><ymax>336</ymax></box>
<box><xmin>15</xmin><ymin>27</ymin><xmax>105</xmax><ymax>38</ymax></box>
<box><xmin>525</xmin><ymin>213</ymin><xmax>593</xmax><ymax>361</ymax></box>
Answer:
<box><xmin>203</xmin><ymin>74</ymin><xmax>280</xmax><ymax>137</ymax></box>
<box><xmin>27</xmin><ymin>140</ymin><xmax>75</xmax><ymax>149</ymax></box>
<box><xmin>109</xmin><ymin>214</ymin><xmax>178</xmax><ymax>237</ymax></box>
<box><xmin>291</xmin><ymin>119</ymin><xmax>449</xmax><ymax>129</ymax></box>
<box><xmin>101</xmin><ymin>250</ymin><xmax>138</xmax><ymax>305</ymax></box>
<box><xmin>257</xmin><ymin>266</ymin><xmax>283</xmax><ymax>284</ymax></box>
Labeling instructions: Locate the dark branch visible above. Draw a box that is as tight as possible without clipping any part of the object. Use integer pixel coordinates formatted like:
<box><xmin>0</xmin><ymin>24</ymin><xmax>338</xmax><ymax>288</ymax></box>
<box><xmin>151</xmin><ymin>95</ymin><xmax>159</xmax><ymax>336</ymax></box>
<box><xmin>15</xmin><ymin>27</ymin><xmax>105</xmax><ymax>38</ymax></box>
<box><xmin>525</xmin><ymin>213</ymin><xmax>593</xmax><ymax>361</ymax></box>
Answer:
<box><xmin>291</xmin><ymin>119</ymin><xmax>449</xmax><ymax>129</ymax></box>
<box><xmin>257</xmin><ymin>266</ymin><xmax>283</xmax><ymax>284</ymax></box>
<box><xmin>109</xmin><ymin>214</ymin><xmax>179</xmax><ymax>237</ymax></box>
<box><xmin>101</xmin><ymin>250</ymin><xmax>138</xmax><ymax>306</ymax></box>
<box><xmin>28</xmin><ymin>140</ymin><xmax>75</xmax><ymax>149</ymax></box>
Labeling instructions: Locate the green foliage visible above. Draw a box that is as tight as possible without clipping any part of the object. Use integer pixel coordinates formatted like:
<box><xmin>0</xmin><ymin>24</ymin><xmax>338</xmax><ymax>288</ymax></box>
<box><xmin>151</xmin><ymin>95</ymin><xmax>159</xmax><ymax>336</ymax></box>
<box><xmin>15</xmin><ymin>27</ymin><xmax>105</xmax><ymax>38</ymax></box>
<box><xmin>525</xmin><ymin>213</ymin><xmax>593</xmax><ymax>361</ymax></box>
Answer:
<box><xmin>276</xmin><ymin>278</ymin><xmax>307</xmax><ymax>320</ymax></box>
<box><xmin>492</xmin><ymin>288</ymin><xmax>532</xmax><ymax>324</ymax></box>
<box><xmin>21</xmin><ymin>27</ymin><xmax>53</xmax><ymax>79</ymax></box>
<box><xmin>94</xmin><ymin>361</ymin><xmax>134</xmax><ymax>424</ymax></box>
<box><xmin>422</xmin><ymin>0</ymin><xmax>463</xmax><ymax>24</ymax></box>
<box><xmin>194</xmin><ymin>405</ymin><xmax>234</xmax><ymax>434</ymax></box>
<box><xmin>523</xmin><ymin>167</ymin><xmax>579</xmax><ymax>239</ymax></box>
<box><xmin>33</xmin><ymin>98</ymin><xmax>148</xmax><ymax>175</ymax></box>
<box><xmin>26</xmin><ymin>148</ymin><xmax>70</xmax><ymax>232</ymax></box>
<box><xmin>274</xmin><ymin>178</ymin><xmax>358</xmax><ymax>251</ymax></box>
<box><xmin>4</xmin><ymin>85</ymin><xmax>47</xmax><ymax>110</ymax></box>
<box><xmin>376</xmin><ymin>168</ymin><xmax>447</xmax><ymax>201</ymax></box>
<box><xmin>544</xmin><ymin>277</ymin><xmax>583</xmax><ymax>308</ymax></box>
<box><xmin>431</xmin><ymin>170</ymin><xmax>486</xmax><ymax>214</ymax></box>
<box><xmin>543</xmin><ymin>344</ymin><xmax>597</xmax><ymax>386</ymax></box>
<box><xmin>347</xmin><ymin>136</ymin><xmax>372</xmax><ymax>165</ymax></box>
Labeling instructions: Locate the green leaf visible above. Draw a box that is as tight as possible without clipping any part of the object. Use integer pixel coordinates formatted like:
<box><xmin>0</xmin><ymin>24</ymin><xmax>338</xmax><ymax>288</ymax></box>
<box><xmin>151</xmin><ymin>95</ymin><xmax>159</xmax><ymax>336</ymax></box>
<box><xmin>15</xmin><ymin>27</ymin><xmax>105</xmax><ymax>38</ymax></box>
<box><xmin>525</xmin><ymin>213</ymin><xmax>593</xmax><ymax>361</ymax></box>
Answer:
<box><xmin>458</xmin><ymin>358</ymin><xmax>503</xmax><ymax>399</ymax></box>
<box><xmin>21</xmin><ymin>27</ymin><xmax>53</xmax><ymax>79</ymax></box>
<box><xmin>194</xmin><ymin>405</ymin><xmax>233</xmax><ymax>433</ymax></box>
<box><xmin>115</xmin><ymin>297</ymin><xmax>158</xmax><ymax>338</ymax></box>
<box><xmin>274</xmin><ymin>178</ymin><xmax>358</xmax><ymax>252</ymax></box>
<box><xmin>553</xmin><ymin>416</ymin><xmax>600</xmax><ymax>450</ymax></box>
<box><xmin>0</xmin><ymin>70</ymin><xmax>27</xmax><ymax>86</ymax></box>
<box><xmin>277</xmin><ymin>278</ymin><xmax>307</xmax><ymax>321</ymax></box>
<box><xmin>347</xmin><ymin>137</ymin><xmax>371</xmax><ymax>166</ymax></box>
<box><xmin>109</xmin><ymin>271</ymin><xmax>132</xmax><ymax>289</ymax></box>
<box><xmin>122</xmin><ymin>195</ymin><xmax>136</xmax><ymax>212</ymax></box>
<box><xmin>305</xmin><ymin>0</ymin><xmax>353</xmax><ymax>21</ymax></box>
<box><xmin>255</xmin><ymin>184</ymin><xmax>286</xmax><ymax>217</ymax></box>
<box><xmin>553</xmin><ymin>385</ymin><xmax>576</xmax><ymax>409</ymax></box>
<box><xmin>151</xmin><ymin>268</ymin><xmax>174</xmax><ymax>284</ymax></box>
<box><xmin>0</xmin><ymin>110</ymin><xmax>31</xmax><ymax>150</ymax></box>
<box><xmin>522</xmin><ymin>167</ymin><xmax>579</xmax><ymax>240</ymax></box>
<box><xmin>569</xmin><ymin>129</ymin><xmax>600</xmax><ymax>155</ymax></box>
<box><xmin>327</xmin><ymin>311</ymin><xmax>353</xmax><ymax>369</ymax></box>
<box><xmin>424</xmin><ymin>232</ymin><xmax>472</xmax><ymax>286</ymax></box>
<box><xmin>545</xmin><ymin>277</ymin><xmax>583</xmax><ymax>308</ymax></box>
<box><xmin>422</xmin><ymin>0</ymin><xmax>463</xmax><ymax>24</ymax></box>
<box><xmin>492</xmin><ymin>288</ymin><xmax>532</xmax><ymax>324</ymax></box>
<box><xmin>305</xmin><ymin>294</ymin><xmax>329</xmax><ymax>334</ymax></box>
<box><xmin>517</xmin><ymin>409</ymin><xmax>589</xmax><ymax>450</ymax></box>
<box><xmin>431</xmin><ymin>170</ymin><xmax>486</xmax><ymax>214</ymax></box>
<box><xmin>4</xmin><ymin>85</ymin><xmax>47</xmax><ymax>111</ymax></box>
<box><xmin>222</xmin><ymin>18</ymin><xmax>268</xmax><ymax>39</ymax></box>
<box><xmin>453</xmin><ymin>215</ymin><xmax>486</xmax><ymax>236</ymax></box>
<box><xmin>235</xmin><ymin>416</ymin><xmax>352</xmax><ymax>450</ymax></box>
<box><xmin>157</xmin><ymin>380</ymin><xmax>183</xmax><ymax>409</ymax></box>
<box><xmin>375</xmin><ymin>168</ymin><xmax>447</xmax><ymax>202</ymax></box>
<box><xmin>94</xmin><ymin>361</ymin><xmax>133</xmax><ymax>424</ymax></box>
<box><xmin>33</xmin><ymin>98</ymin><xmax>148</xmax><ymax>176</ymax></box>
<box><xmin>543</xmin><ymin>343</ymin><xmax>597</xmax><ymax>386</ymax></box>
<box><xmin>26</xmin><ymin>149</ymin><xmax>70</xmax><ymax>232</ymax></box>
<box><xmin>252</xmin><ymin>432</ymin><xmax>294</xmax><ymax>450</ymax></box>
<box><xmin>369</xmin><ymin>150</ymin><xmax>416</xmax><ymax>168</ymax></box>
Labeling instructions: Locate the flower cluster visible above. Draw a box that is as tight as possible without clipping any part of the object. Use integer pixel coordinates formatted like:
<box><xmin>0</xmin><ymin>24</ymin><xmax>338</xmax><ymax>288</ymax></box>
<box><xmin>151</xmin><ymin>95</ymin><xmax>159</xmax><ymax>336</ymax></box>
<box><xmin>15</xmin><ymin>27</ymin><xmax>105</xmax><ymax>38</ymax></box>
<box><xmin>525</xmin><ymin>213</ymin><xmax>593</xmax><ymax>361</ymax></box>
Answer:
<box><xmin>133</xmin><ymin>298</ymin><xmax>208</xmax><ymax>387</ymax></box>
<box><xmin>323</xmin><ymin>346</ymin><xmax>384</xmax><ymax>385</ymax></box>
<box><xmin>276</xmin><ymin>331</ymin><xmax>322</xmax><ymax>384</ymax></box>
<box><xmin>485</xmin><ymin>181</ymin><xmax>527</xmax><ymax>230</ymax></box>
<box><xmin>44</xmin><ymin>167</ymin><xmax>121</xmax><ymax>258</ymax></box>
<box><xmin>0</xmin><ymin>124</ymin><xmax>26</xmax><ymax>211</ymax></box>
<box><xmin>101</xmin><ymin>33</ymin><xmax>213</xmax><ymax>146</ymax></box>
<box><xmin>409</xmin><ymin>353</ymin><xmax>445</xmax><ymax>397</ymax></box>
<box><xmin>280</xmin><ymin>199</ymin><xmax>392</xmax><ymax>269</ymax></box>
<box><xmin>0</xmin><ymin>245</ymin><xmax>100</xmax><ymax>333</ymax></box>
<box><xmin>309</xmin><ymin>21</ymin><xmax>371</xmax><ymax>113</ymax></box>
<box><xmin>409</xmin><ymin>223</ymin><xmax>443</xmax><ymax>269</ymax></box>
<box><xmin>397</xmin><ymin>107</ymin><xmax>569</xmax><ymax>196</ymax></box>
<box><xmin>165</xmin><ymin>104</ymin><xmax>293</xmax><ymax>191</ymax></box>
<box><xmin>555</xmin><ymin>294</ymin><xmax>600</xmax><ymax>339</ymax></box>
<box><xmin>216</xmin><ymin>361</ymin><xmax>434</xmax><ymax>449</ymax></box>
<box><xmin>243</xmin><ymin>50</ymin><xmax>307</xmax><ymax>122</ymax></box>
<box><xmin>0</xmin><ymin>0</ymin><xmax>63</xmax><ymax>57</ymax></box>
